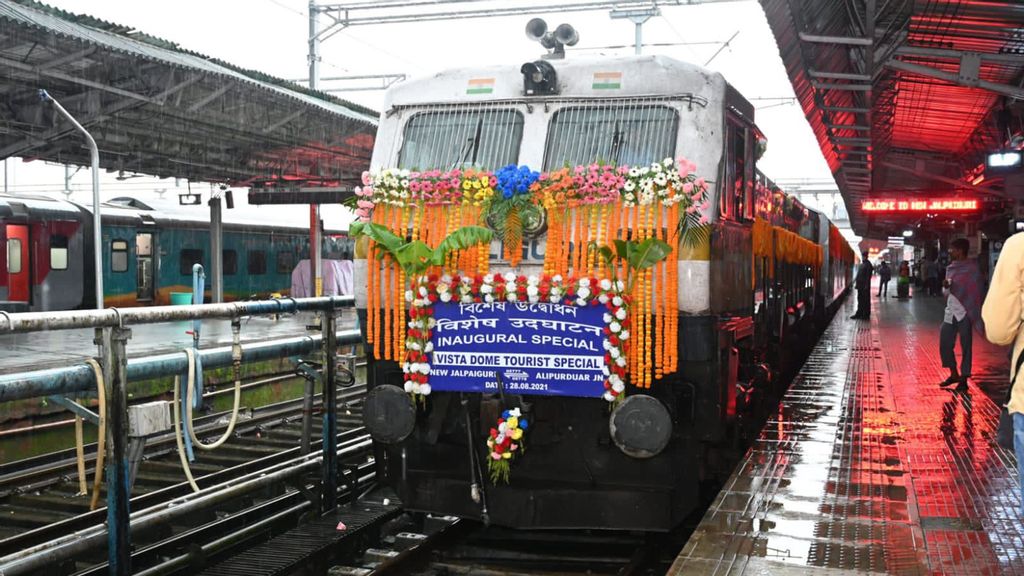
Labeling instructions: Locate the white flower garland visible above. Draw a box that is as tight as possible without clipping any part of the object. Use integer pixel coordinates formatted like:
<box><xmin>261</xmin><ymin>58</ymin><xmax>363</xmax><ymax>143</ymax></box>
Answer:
<box><xmin>401</xmin><ymin>273</ymin><xmax>630</xmax><ymax>402</ymax></box>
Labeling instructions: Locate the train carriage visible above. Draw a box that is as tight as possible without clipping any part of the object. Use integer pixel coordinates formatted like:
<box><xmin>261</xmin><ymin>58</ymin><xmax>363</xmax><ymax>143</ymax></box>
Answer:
<box><xmin>0</xmin><ymin>193</ymin><xmax>351</xmax><ymax>312</ymax></box>
<box><xmin>354</xmin><ymin>52</ymin><xmax>854</xmax><ymax>531</ymax></box>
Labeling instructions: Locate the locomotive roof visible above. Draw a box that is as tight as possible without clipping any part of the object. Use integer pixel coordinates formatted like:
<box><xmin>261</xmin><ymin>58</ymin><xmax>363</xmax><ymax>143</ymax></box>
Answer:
<box><xmin>384</xmin><ymin>54</ymin><xmax>738</xmax><ymax>110</ymax></box>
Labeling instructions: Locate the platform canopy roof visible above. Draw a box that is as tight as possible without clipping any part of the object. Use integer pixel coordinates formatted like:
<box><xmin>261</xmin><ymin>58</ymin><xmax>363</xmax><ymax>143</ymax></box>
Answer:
<box><xmin>0</xmin><ymin>0</ymin><xmax>377</xmax><ymax>188</ymax></box>
<box><xmin>760</xmin><ymin>0</ymin><xmax>1024</xmax><ymax>238</ymax></box>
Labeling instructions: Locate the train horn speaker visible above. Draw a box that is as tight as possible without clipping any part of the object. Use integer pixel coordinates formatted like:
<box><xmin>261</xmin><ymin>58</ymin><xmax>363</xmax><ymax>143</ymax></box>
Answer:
<box><xmin>525</xmin><ymin>18</ymin><xmax>548</xmax><ymax>41</ymax></box>
<box><xmin>554</xmin><ymin>23</ymin><xmax>579</xmax><ymax>47</ymax></box>
<box><xmin>609</xmin><ymin>394</ymin><xmax>672</xmax><ymax>458</ymax></box>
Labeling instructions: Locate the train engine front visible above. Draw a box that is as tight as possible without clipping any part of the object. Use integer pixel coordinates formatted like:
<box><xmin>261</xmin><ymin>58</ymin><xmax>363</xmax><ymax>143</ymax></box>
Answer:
<box><xmin>354</xmin><ymin>50</ymin><xmax>802</xmax><ymax>531</ymax></box>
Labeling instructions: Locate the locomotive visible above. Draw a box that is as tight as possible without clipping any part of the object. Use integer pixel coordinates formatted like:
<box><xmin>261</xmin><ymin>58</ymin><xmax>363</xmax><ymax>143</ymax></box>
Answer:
<box><xmin>0</xmin><ymin>193</ymin><xmax>352</xmax><ymax>312</ymax></box>
<box><xmin>356</xmin><ymin>52</ymin><xmax>854</xmax><ymax>531</ymax></box>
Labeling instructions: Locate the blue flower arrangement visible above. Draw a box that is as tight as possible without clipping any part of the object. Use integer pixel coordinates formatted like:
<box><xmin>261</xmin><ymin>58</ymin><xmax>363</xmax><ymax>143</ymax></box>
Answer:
<box><xmin>494</xmin><ymin>164</ymin><xmax>540</xmax><ymax>199</ymax></box>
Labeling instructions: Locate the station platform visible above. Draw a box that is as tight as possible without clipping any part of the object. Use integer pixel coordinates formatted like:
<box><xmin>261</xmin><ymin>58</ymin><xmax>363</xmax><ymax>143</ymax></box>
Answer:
<box><xmin>0</xmin><ymin>310</ymin><xmax>358</xmax><ymax>375</ymax></box>
<box><xmin>670</xmin><ymin>285</ymin><xmax>1021</xmax><ymax>575</ymax></box>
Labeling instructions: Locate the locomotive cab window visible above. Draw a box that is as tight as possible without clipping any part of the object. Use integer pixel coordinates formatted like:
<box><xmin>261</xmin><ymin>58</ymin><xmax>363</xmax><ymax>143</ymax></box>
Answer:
<box><xmin>544</xmin><ymin>104</ymin><xmax>678</xmax><ymax>169</ymax></box>
<box><xmin>223</xmin><ymin>250</ymin><xmax>237</xmax><ymax>276</ymax></box>
<box><xmin>398</xmin><ymin>108</ymin><xmax>523</xmax><ymax>170</ymax></box>
<box><xmin>50</xmin><ymin>235</ymin><xmax>68</xmax><ymax>271</ymax></box>
<box><xmin>720</xmin><ymin>115</ymin><xmax>754</xmax><ymax>221</ymax></box>
<box><xmin>111</xmin><ymin>240</ymin><xmax>129</xmax><ymax>273</ymax></box>
<box><xmin>248</xmin><ymin>250</ymin><xmax>267</xmax><ymax>275</ymax></box>
<box><xmin>179</xmin><ymin>248</ymin><xmax>203</xmax><ymax>276</ymax></box>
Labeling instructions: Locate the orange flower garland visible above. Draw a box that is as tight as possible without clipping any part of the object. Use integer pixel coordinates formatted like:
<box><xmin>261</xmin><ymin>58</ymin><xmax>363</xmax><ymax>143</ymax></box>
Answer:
<box><xmin>355</xmin><ymin>158</ymin><xmax>709</xmax><ymax>398</ymax></box>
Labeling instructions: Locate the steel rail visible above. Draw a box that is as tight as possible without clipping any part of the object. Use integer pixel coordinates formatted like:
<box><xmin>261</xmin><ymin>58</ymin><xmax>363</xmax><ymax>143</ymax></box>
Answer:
<box><xmin>126</xmin><ymin>468</ymin><xmax>377</xmax><ymax>576</ymax></box>
<box><xmin>0</xmin><ymin>434</ymin><xmax>372</xmax><ymax>575</ymax></box>
<box><xmin>0</xmin><ymin>427</ymin><xmax>369</xmax><ymax>555</ymax></box>
<box><xmin>0</xmin><ymin>384</ymin><xmax>366</xmax><ymax>495</ymax></box>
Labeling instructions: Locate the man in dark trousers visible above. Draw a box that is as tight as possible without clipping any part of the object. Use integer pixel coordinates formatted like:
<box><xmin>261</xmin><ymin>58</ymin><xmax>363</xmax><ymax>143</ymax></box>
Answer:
<box><xmin>939</xmin><ymin>238</ymin><xmax>983</xmax><ymax>391</ymax></box>
<box><xmin>851</xmin><ymin>252</ymin><xmax>874</xmax><ymax>319</ymax></box>
<box><xmin>877</xmin><ymin>260</ymin><xmax>892</xmax><ymax>298</ymax></box>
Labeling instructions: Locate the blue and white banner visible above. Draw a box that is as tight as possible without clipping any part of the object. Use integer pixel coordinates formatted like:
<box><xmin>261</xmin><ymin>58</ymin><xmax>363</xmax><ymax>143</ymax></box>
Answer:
<box><xmin>429</xmin><ymin>301</ymin><xmax>607</xmax><ymax>397</ymax></box>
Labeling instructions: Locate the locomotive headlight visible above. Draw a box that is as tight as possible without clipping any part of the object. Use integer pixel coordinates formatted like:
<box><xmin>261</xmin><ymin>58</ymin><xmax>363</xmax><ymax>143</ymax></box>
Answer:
<box><xmin>520</xmin><ymin>60</ymin><xmax>558</xmax><ymax>96</ymax></box>
<box><xmin>609</xmin><ymin>394</ymin><xmax>672</xmax><ymax>458</ymax></box>
<box><xmin>363</xmin><ymin>384</ymin><xmax>416</xmax><ymax>444</ymax></box>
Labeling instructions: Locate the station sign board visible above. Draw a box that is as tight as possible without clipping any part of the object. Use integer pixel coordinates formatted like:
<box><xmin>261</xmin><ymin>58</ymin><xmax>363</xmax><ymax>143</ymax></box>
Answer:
<box><xmin>861</xmin><ymin>199</ymin><xmax>979</xmax><ymax>212</ymax></box>
<box><xmin>428</xmin><ymin>301</ymin><xmax>607</xmax><ymax>397</ymax></box>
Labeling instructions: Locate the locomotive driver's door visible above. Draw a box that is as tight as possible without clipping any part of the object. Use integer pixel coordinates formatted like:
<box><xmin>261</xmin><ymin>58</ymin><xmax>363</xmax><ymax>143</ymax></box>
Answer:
<box><xmin>6</xmin><ymin>224</ymin><xmax>29</xmax><ymax>303</ymax></box>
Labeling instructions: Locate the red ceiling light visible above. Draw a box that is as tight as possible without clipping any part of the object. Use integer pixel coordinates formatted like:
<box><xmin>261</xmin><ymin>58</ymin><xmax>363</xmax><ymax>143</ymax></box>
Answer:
<box><xmin>862</xmin><ymin>199</ymin><xmax>979</xmax><ymax>212</ymax></box>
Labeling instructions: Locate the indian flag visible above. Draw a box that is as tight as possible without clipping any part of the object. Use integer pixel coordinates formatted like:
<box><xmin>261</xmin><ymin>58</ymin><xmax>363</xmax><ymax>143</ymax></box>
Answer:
<box><xmin>466</xmin><ymin>78</ymin><xmax>495</xmax><ymax>95</ymax></box>
<box><xmin>592</xmin><ymin>71</ymin><xmax>622</xmax><ymax>90</ymax></box>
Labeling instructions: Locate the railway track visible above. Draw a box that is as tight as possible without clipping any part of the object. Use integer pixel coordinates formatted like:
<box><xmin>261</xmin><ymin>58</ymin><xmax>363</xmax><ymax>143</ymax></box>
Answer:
<box><xmin>285</xmin><ymin>509</ymin><xmax>693</xmax><ymax>576</ymax></box>
<box><xmin>0</xmin><ymin>381</ymin><xmax>373</xmax><ymax>576</ymax></box>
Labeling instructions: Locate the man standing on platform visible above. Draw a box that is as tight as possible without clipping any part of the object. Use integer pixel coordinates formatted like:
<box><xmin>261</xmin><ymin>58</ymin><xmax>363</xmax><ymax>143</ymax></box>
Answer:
<box><xmin>939</xmin><ymin>238</ymin><xmax>983</xmax><ymax>391</ymax></box>
<box><xmin>877</xmin><ymin>260</ymin><xmax>892</xmax><ymax>298</ymax></box>
<box><xmin>851</xmin><ymin>251</ymin><xmax>873</xmax><ymax>320</ymax></box>
<box><xmin>925</xmin><ymin>258</ymin><xmax>940</xmax><ymax>296</ymax></box>
<box><xmin>981</xmin><ymin>231</ymin><xmax>1024</xmax><ymax>511</ymax></box>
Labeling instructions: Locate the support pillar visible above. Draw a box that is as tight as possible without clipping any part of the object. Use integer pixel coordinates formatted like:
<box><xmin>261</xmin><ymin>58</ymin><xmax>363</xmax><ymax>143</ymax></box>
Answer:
<box><xmin>209</xmin><ymin>197</ymin><xmax>223</xmax><ymax>303</ymax></box>
<box><xmin>101</xmin><ymin>326</ymin><xmax>132</xmax><ymax>576</ymax></box>
<box><xmin>311</xmin><ymin>207</ymin><xmax>322</xmax><ymax>296</ymax></box>
<box><xmin>321</xmin><ymin>302</ymin><xmax>338</xmax><ymax>512</ymax></box>
<box><xmin>308</xmin><ymin>2</ymin><xmax>323</xmax><ymax>299</ymax></box>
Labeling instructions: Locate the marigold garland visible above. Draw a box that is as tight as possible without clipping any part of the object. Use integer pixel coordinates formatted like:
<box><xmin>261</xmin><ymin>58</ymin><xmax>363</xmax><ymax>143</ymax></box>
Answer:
<box><xmin>356</xmin><ymin>158</ymin><xmax>710</xmax><ymax>398</ymax></box>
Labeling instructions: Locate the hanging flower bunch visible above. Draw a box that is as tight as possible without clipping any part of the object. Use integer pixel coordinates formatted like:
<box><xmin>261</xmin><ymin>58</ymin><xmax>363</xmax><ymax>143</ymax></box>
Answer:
<box><xmin>460</xmin><ymin>168</ymin><xmax>497</xmax><ymax>207</ymax></box>
<box><xmin>529</xmin><ymin>164</ymin><xmax>627</xmax><ymax>208</ymax></box>
<box><xmin>530</xmin><ymin>167</ymin><xmax>575</xmax><ymax>210</ymax></box>
<box><xmin>402</xmin><ymin>272</ymin><xmax>629</xmax><ymax>402</ymax></box>
<box><xmin>621</xmin><ymin>157</ymin><xmax>708</xmax><ymax>211</ymax></box>
<box><xmin>487</xmin><ymin>408</ymin><xmax>528</xmax><ymax>484</ymax></box>
<box><xmin>409</xmin><ymin>169</ymin><xmax>465</xmax><ymax>206</ymax></box>
<box><xmin>354</xmin><ymin>168</ymin><xmax>412</xmax><ymax>213</ymax></box>
<box><xmin>576</xmin><ymin>164</ymin><xmax>628</xmax><ymax>205</ymax></box>
<box><xmin>490</xmin><ymin>165</ymin><xmax>541</xmax><ymax>267</ymax></box>
<box><xmin>495</xmin><ymin>165</ymin><xmax>541</xmax><ymax>200</ymax></box>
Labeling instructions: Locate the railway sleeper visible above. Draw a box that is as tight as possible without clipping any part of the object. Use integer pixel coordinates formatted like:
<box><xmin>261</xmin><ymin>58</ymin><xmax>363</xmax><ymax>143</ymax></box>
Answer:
<box><xmin>8</xmin><ymin>492</ymin><xmax>94</xmax><ymax>514</ymax></box>
<box><xmin>0</xmin><ymin>502</ymin><xmax>77</xmax><ymax>527</ymax></box>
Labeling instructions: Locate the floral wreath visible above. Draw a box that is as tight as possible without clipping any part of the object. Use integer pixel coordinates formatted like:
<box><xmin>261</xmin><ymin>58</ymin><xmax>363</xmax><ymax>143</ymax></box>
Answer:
<box><xmin>403</xmin><ymin>273</ymin><xmax>630</xmax><ymax>403</ymax></box>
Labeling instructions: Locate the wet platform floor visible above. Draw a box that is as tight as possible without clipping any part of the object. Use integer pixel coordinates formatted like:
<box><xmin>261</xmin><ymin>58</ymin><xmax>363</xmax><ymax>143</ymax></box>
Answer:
<box><xmin>0</xmin><ymin>310</ymin><xmax>359</xmax><ymax>375</ymax></box>
<box><xmin>670</xmin><ymin>287</ymin><xmax>1021</xmax><ymax>575</ymax></box>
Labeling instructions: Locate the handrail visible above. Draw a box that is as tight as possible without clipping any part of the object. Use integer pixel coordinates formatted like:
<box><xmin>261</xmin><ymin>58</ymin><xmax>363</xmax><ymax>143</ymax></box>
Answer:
<box><xmin>0</xmin><ymin>295</ymin><xmax>354</xmax><ymax>334</ymax></box>
<box><xmin>0</xmin><ymin>329</ymin><xmax>362</xmax><ymax>403</ymax></box>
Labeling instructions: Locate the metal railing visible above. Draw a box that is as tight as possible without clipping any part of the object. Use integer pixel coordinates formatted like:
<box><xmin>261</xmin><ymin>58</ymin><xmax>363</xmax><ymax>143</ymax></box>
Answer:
<box><xmin>0</xmin><ymin>295</ymin><xmax>358</xmax><ymax>576</ymax></box>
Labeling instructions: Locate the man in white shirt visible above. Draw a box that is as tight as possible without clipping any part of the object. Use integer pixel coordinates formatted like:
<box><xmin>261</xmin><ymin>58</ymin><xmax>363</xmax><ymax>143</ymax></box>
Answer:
<box><xmin>939</xmin><ymin>239</ymin><xmax>979</xmax><ymax>391</ymax></box>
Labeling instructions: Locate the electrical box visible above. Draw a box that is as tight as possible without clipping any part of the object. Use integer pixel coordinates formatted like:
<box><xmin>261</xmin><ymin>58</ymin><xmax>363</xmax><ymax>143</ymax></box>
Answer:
<box><xmin>128</xmin><ymin>401</ymin><xmax>172</xmax><ymax>437</ymax></box>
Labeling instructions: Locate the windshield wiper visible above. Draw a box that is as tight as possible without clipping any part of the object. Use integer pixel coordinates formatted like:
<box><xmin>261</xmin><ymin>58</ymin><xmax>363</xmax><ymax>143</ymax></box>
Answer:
<box><xmin>451</xmin><ymin>117</ymin><xmax>483</xmax><ymax>170</ymax></box>
<box><xmin>610</xmin><ymin>120</ymin><xmax>625</xmax><ymax>164</ymax></box>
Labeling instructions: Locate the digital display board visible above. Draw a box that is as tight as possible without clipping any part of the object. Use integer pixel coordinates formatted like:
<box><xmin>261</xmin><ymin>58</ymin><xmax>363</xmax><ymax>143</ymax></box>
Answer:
<box><xmin>861</xmin><ymin>199</ymin><xmax>978</xmax><ymax>212</ymax></box>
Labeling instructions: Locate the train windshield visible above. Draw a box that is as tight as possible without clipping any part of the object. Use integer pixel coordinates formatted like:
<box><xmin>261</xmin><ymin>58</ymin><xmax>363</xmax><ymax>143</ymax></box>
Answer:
<box><xmin>543</xmin><ymin>103</ymin><xmax>678</xmax><ymax>169</ymax></box>
<box><xmin>398</xmin><ymin>107</ymin><xmax>523</xmax><ymax>170</ymax></box>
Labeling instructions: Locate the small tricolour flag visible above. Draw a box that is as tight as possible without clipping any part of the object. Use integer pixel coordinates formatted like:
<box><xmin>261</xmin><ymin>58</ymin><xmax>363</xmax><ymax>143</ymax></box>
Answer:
<box><xmin>592</xmin><ymin>71</ymin><xmax>622</xmax><ymax>90</ymax></box>
<box><xmin>466</xmin><ymin>78</ymin><xmax>495</xmax><ymax>95</ymax></box>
